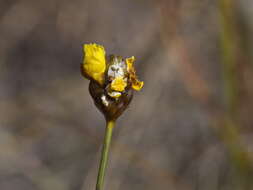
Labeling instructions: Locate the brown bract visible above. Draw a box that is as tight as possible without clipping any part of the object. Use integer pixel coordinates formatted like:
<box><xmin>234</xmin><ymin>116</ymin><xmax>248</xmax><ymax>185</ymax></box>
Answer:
<box><xmin>89</xmin><ymin>80</ymin><xmax>133</xmax><ymax>121</ymax></box>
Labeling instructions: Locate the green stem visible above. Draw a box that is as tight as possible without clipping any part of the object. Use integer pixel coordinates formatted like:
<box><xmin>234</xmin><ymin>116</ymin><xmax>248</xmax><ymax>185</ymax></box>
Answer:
<box><xmin>96</xmin><ymin>120</ymin><xmax>115</xmax><ymax>190</ymax></box>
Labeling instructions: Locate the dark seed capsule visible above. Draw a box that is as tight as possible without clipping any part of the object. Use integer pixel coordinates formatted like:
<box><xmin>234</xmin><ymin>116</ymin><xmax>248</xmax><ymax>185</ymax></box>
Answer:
<box><xmin>89</xmin><ymin>80</ymin><xmax>133</xmax><ymax>121</ymax></box>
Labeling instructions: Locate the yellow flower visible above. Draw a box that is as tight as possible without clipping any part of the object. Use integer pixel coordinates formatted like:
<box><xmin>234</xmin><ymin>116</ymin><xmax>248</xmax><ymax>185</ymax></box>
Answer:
<box><xmin>126</xmin><ymin>56</ymin><xmax>144</xmax><ymax>91</ymax></box>
<box><xmin>82</xmin><ymin>44</ymin><xmax>106</xmax><ymax>85</ymax></box>
<box><xmin>110</xmin><ymin>77</ymin><xmax>127</xmax><ymax>92</ymax></box>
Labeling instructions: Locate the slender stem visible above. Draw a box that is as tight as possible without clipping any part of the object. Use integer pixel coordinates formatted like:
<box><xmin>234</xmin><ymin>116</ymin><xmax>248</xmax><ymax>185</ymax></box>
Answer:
<box><xmin>96</xmin><ymin>120</ymin><xmax>115</xmax><ymax>190</ymax></box>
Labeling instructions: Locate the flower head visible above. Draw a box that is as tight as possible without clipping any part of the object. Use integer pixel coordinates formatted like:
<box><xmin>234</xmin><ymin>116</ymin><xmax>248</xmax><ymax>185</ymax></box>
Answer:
<box><xmin>81</xmin><ymin>43</ymin><xmax>144</xmax><ymax>121</ymax></box>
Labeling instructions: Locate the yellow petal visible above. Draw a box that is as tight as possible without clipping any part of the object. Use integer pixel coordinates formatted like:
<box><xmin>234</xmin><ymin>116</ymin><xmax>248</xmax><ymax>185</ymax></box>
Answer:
<box><xmin>132</xmin><ymin>80</ymin><xmax>144</xmax><ymax>91</ymax></box>
<box><xmin>82</xmin><ymin>43</ymin><xmax>106</xmax><ymax>85</ymax></box>
<box><xmin>126</xmin><ymin>56</ymin><xmax>144</xmax><ymax>91</ymax></box>
<box><xmin>110</xmin><ymin>77</ymin><xmax>127</xmax><ymax>92</ymax></box>
<box><xmin>126</xmin><ymin>56</ymin><xmax>135</xmax><ymax>72</ymax></box>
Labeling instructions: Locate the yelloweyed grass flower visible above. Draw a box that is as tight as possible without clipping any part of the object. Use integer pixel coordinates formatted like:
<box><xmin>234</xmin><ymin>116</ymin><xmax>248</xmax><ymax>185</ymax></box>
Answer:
<box><xmin>110</xmin><ymin>77</ymin><xmax>127</xmax><ymax>92</ymax></box>
<box><xmin>82</xmin><ymin>44</ymin><xmax>106</xmax><ymax>85</ymax></box>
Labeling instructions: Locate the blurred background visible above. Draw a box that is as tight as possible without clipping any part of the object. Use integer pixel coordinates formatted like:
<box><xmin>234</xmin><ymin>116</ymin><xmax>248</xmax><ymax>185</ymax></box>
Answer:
<box><xmin>0</xmin><ymin>0</ymin><xmax>253</xmax><ymax>189</ymax></box>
